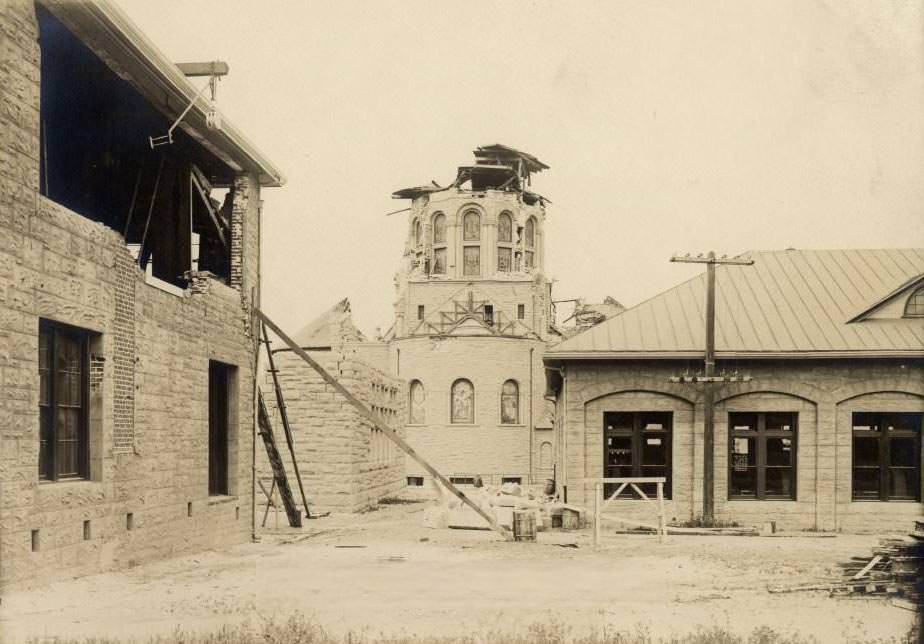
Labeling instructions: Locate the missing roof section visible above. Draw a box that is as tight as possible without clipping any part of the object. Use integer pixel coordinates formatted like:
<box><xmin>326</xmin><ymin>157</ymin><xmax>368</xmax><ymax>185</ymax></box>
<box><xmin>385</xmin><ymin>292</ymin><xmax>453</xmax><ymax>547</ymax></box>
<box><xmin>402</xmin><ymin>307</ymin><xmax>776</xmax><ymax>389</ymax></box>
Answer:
<box><xmin>392</xmin><ymin>144</ymin><xmax>550</xmax><ymax>204</ymax></box>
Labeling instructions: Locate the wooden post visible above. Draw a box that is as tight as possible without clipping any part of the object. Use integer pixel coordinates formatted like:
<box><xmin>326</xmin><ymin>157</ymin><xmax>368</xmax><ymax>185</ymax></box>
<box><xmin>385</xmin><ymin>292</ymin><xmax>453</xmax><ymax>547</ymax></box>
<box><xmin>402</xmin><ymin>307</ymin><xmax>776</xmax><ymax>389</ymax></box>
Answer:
<box><xmin>594</xmin><ymin>482</ymin><xmax>602</xmax><ymax>546</ymax></box>
<box><xmin>257</xmin><ymin>309</ymin><xmax>512</xmax><ymax>540</ymax></box>
<box><xmin>657</xmin><ymin>481</ymin><xmax>666</xmax><ymax>543</ymax></box>
<box><xmin>670</xmin><ymin>252</ymin><xmax>754</xmax><ymax>523</ymax></box>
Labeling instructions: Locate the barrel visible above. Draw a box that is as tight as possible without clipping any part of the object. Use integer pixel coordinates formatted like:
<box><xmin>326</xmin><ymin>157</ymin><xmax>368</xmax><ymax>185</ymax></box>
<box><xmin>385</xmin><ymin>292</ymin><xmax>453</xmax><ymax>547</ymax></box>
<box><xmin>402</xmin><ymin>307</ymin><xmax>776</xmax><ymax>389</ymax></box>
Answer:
<box><xmin>513</xmin><ymin>510</ymin><xmax>536</xmax><ymax>542</ymax></box>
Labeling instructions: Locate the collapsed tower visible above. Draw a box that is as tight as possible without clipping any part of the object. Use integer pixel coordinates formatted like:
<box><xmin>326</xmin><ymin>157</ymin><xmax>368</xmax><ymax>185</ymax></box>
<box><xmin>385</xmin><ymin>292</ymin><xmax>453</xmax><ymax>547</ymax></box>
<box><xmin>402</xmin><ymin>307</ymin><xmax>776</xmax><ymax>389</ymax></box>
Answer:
<box><xmin>388</xmin><ymin>145</ymin><xmax>556</xmax><ymax>489</ymax></box>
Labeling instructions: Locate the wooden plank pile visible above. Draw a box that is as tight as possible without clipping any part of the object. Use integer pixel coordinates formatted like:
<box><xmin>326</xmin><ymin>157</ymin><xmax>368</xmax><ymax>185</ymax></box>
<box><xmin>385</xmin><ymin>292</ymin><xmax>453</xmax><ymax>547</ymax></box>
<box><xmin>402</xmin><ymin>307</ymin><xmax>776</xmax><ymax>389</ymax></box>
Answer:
<box><xmin>833</xmin><ymin>533</ymin><xmax>924</xmax><ymax>601</ymax></box>
<box><xmin>768</xmin><ymin>522</ymin><xmax>923</xmax><ymax>601</ymax></box>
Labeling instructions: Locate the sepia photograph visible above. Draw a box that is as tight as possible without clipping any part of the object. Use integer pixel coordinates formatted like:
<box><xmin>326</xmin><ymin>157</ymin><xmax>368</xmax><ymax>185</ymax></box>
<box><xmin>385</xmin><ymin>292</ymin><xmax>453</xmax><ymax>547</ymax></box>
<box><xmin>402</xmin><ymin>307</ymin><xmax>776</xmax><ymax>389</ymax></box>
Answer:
<box><xmin>0</xmin><ymin>1</ymin><xmax>922</xmax><ymax>642</ymax></box>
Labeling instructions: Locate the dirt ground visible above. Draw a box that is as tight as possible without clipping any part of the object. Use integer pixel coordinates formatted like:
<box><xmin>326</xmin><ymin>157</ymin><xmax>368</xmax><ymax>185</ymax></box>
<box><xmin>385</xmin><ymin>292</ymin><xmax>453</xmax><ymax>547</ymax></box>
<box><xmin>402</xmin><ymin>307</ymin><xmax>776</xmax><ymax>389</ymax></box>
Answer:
<box><xmin>0</xmin><ymin>501</ymin><xmax>914</xmax><ymax>643</ymax></box>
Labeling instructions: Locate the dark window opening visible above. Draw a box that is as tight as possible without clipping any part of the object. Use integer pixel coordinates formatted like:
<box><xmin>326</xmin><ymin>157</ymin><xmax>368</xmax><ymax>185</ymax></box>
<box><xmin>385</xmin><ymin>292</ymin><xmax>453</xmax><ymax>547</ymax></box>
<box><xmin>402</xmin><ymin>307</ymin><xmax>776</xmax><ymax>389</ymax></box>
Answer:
<box><xmin>37</xmin><ymin>7</ymin><xmax>233</xmax><ymax>288</ymax></box>
<box><xmin>83</xmin><ymin>520</ymin><xmax>91</xmax><ymax>540</ymax></box>
<box><xmin>728</xmin><ymin>412</ymin><xmax>797</xmax><ymax>500</ymax></box>
<box><xmin>852</xmin><ymin>412</ymin><xmax>921</xmax><ymax>502</ymax></box>
<box><xmin>417</xmin><ymin>305</ymin><xmax>424</xmax><ymax>320</ymax></box>
<box><xmin>517</xmin><ymin>304</ymin><xmax>525</xmax><ymax>320</ymax></box>
<box><xmin>407</xmin><ymin>476</ymin><xmax>424</xmax><ymax>487</ymax></box>
<box><xmin>603</xmin><ymin>412</ymin><xmax>672</xmax><ymax>499</ymax></box>
<box><xmin>126</xmin><ymin>513</ymin><xmax>134</xmax><ymax>531</ymax></box>
<box><xmin>501</xmin><ymin>476</ymin><xmax>522</xmax><ymax>485</ymax></box>
<box><xmin>187</xmin><ymin>501</ymin><xmax>193</xmax><ymax>517</ymax></box>
<box><xmin>208</xmin><ymin>361</ymin><xmax>233</xmax><ymax>496</ymax></box>
<box><xmin>31</xmin><ymin>529</ymin><xmax>40</xmax><ymax>552</ymax></box>
<box><xmin>39</xmin><ymin>319</ymin><xmax>92</xmax><ymax>481</ymax></box>
<box><xmin>483</xmin><ymin>305</ymin><xmax>494</xmax><ymax>326</ymax></box>
<box><xmin>449</xmin><ymin>476</ymin><xmax>476</xmax><ymax>486</ymax></box>
<box><xmin>905</xmin><ymin>287</ymin><xmax>924</xmax><ymax>317</ymax></box>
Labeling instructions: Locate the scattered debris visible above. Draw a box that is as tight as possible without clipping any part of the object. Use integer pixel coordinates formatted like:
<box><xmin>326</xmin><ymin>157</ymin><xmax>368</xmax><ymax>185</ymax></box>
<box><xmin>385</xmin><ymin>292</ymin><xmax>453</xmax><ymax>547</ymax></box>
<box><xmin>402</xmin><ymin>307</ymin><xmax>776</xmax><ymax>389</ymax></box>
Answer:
<box><xmin>768</xmin><ymin>524</ymin><xmax>923</xmax><ymax>601</ymax></box>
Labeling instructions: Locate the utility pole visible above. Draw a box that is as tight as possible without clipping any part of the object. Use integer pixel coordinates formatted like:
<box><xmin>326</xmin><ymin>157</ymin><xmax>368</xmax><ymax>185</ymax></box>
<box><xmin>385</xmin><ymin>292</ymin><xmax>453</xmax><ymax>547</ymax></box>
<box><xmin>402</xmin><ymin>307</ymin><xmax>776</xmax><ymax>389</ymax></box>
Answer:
<box><xmin>669</xmin><ymin>251</ymin><xmax>754</xmax><ymax>522</ymax></box>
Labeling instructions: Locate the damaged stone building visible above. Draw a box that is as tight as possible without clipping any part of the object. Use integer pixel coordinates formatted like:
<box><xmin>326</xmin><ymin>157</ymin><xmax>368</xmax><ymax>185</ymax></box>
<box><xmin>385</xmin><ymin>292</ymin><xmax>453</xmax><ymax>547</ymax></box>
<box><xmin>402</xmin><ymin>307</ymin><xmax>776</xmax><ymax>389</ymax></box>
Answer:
<box><xmin>0</xmin><ymin>1</ymin><xmax>282</xmax><ymax>588</ymax></box>
<box><xmin>387</xmin><ymin>145</ymin><xmax>557</xmax><ymax>490</ymax></box>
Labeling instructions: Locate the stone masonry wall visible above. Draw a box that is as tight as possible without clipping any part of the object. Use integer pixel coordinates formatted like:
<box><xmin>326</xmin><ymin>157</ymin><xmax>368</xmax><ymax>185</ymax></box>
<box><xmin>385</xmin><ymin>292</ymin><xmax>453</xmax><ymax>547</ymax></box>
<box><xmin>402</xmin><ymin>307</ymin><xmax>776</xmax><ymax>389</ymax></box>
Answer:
<box><xmin>260</xmin><ymin>349</ymin><xmax>405</xmax><ymax>514</ymax></box>
<box><xmin>0</xmin><ymin>1</ymin><xmax>263</xmax><ymax>590</ymax></box>
<box><xmin>557</xmin><ymin>358</ymin><xmax>924</xmax><ymax>532</ymax></box>
<box><xmin>392</xmin><ymin>335</ymin><xmax>548</xmax><ymax>488</ymax></box>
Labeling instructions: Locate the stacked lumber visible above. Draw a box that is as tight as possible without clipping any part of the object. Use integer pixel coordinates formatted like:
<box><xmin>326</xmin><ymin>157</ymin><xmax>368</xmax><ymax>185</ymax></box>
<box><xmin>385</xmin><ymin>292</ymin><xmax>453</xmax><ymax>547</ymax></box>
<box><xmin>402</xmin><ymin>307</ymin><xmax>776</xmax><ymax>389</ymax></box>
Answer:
<box><xmin>834</xmin><ymin>534</ymin><xmax>924</xmax><ymax>600</ymax></box>
<box><xmin>768</xmin><ymin>523</ymin><xmax>923</xmax><ymax>599</ymax></box>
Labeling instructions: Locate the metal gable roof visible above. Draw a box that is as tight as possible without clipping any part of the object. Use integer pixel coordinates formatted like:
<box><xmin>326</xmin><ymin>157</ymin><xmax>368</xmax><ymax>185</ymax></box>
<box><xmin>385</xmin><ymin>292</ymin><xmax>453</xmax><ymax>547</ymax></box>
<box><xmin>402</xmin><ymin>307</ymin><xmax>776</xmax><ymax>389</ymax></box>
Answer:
<box><xmin>549</xmin><ymin>249</ymin><xmax>924</xmax><ymax>359</ymax></box>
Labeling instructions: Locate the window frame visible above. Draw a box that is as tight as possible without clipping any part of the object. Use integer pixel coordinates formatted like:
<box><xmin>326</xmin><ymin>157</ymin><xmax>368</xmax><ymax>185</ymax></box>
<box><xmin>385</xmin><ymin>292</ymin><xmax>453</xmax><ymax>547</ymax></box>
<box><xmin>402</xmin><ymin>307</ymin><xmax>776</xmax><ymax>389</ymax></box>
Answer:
<box><xmin>430</xmin><ymin>212</ymin><xmax>447</xmax><ymax>275</ymax></box>
<box><xmin>497</xmin><ymin>211</ymin><xmax>514</xmax><ymax>273</ymax></box>
<box><xmin>602</xmin><ymin>411</ymin><xmax>672</xmax><ymax>500</ymax></box>
<box><xmin>500</xmin><ymin>379</ymin><xmax>519</xmax><ymax>425</ymax></box>
<box><xmin>408</xmin><ymin>379</ymin><xmax>426</xmax><ymax>425</ymax></box>
<box><xmin>461</xmin><ymin>209</ymin><xmax>481</xmax><ymax>277</ymax></box>
<box><xmin>727</xmin><ymin>412</ymin><xmax>798</xmax><ymax>501</ymax></box>
<box><xmin>39</xmin><ymin>319</ymin><xmax>91</xmax><ymax>482</ymax></box>
<box><xmin>450</xmin><ymin>378</ymin><xmax>475</xmax><ymax>424</ymax></box>
<box><xmin>851</xmin><ymin>412</ymin><xmax>921</xmax><ymax>502</ymax></box>
<box><xmin>904</xmin><ymin>286</ymin><xmax>924</xmax><ymax>317</ymax></box>
<box><xmin>523</xmin><ymin>216</ymin><xmax>536</xmax><ymax>271</ymax></box>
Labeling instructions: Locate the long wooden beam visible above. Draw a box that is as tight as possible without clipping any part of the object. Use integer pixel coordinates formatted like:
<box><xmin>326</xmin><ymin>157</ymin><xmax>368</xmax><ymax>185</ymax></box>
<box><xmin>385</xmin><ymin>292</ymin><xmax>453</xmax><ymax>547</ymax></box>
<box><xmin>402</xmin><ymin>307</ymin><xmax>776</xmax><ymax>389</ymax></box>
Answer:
<box><xmin>256</xmin><ymin>308</ymin><xmax>512</xmax><ymax>540</ymax></box>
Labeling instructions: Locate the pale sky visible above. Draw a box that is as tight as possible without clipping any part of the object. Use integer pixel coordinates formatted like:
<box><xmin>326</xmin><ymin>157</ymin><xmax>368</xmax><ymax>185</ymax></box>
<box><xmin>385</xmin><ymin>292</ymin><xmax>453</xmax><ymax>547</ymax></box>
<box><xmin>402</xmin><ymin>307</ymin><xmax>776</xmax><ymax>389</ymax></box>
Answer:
<box><xmin>115</xmin><ymin>0</ymin><xmax>924</xmax><ymax>335</ymax></box>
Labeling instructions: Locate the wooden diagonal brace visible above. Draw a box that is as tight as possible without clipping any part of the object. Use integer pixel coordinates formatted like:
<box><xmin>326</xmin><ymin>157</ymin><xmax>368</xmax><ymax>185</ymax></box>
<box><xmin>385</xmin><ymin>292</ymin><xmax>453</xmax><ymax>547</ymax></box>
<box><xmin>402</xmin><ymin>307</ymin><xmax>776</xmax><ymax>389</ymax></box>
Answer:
<box><xmin>190</xmin><ymin>168</ymin><xmax>227</xmax><ymax>248</ymax></box>
<box><xmin>256</xmin><ymin>308</ymin><xmax>512</xmax><ymax>540</ymax></box>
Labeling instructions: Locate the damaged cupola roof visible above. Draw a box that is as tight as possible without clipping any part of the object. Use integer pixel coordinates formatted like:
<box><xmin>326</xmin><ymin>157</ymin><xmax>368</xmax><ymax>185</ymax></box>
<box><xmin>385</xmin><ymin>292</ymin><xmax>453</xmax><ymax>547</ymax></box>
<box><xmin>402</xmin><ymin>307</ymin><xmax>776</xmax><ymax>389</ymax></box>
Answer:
<box><xmin>392</xmin><ymin>144</ymin><xmax>549</xmax><ymax>204</ymax></box>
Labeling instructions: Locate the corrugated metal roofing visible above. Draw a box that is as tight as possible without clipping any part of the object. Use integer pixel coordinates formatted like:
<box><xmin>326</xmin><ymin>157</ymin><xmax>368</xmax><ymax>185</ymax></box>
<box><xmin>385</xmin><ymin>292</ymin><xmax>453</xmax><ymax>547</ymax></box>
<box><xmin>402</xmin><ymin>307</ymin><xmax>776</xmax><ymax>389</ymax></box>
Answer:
<box><xmin>549</xmin><ymin>249</ymin><xmax>924</xmax><ymax>359</ymax></box>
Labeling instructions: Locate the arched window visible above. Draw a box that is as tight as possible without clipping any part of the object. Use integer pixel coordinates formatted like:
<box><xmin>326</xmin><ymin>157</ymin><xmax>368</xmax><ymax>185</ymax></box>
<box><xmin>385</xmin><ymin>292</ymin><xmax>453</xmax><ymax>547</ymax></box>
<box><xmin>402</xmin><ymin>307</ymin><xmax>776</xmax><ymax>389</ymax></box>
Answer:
<box><xmin>500</xmin><ymin>379</ymin><xmax>519</xmax><ymax>424</ymax></box>
<box><xmin>462</xmin><ymin>210</ymin><xmax>481</xmax><ymax>276</ymax></box>
<box><xmin>408</xmin><ymin>380</ymin><xmax>425</xmax><ymax>424</ymax></box>
<box><xmin>540</xmin><ymin>442</ymin><xmax>553</xmax><ymax>469</ymax></box>
<box><xmin>524</xmin><ymin>217</ymin><xmax>536</xmax><ymax>271</ymax></box>
<box><xmin>451</xmin><ymin>378</ymin><xmax>474</xmax><ymax>424</ymax></box>
<box><xmin>431</xmin><ymin>213</ymin><xmax>446</xmax><ymax>274</ymax></box>
<box><xmin>497</xmin><ymin>211</ymin><xmax>513</xmax><ymax>272</ymax></box>
<box><xmin>905</xmin><ymin>286</ymin><xmax>924</xmax><ymax>317</ymax></box>
<box><xmin>413</xmin><ymin>218</ymin><xmax>422</xmax><ymax>247</ymax></box>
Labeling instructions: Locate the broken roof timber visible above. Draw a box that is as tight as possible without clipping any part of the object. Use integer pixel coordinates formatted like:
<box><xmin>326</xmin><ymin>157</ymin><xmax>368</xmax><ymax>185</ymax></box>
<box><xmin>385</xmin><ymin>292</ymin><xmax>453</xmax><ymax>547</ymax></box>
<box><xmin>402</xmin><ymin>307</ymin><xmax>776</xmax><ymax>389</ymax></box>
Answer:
<box><xmin>41</xmin><ymin>0</ymin><xmax>285</xmax><ymax>188</ymax></box>
<box><xmin>474</xmin><ymin>144</ymin><xmax>549</xmax><ymax>173</ymax></box>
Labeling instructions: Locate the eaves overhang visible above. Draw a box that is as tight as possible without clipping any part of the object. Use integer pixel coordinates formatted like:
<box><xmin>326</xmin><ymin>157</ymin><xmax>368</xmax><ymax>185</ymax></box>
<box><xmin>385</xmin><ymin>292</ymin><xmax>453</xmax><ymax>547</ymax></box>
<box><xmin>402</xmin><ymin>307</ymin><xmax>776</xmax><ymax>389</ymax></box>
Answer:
<box><xmin>41</xmin><ymin>0</ymin><xmax>286</xmax><ymax>188</ymax></box>
<box><xmin>544</xmin><ymin>350</ymin><xmax>924</xmax><ymax>362</ymax></box>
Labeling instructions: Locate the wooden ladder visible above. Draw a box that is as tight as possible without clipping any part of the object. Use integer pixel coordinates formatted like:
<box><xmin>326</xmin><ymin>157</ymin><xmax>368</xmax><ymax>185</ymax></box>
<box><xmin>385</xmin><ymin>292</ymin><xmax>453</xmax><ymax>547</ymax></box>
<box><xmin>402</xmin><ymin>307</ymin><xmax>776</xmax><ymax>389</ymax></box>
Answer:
<box><xmin>257</xmin><ymin>391</ymin><xmax>302</xmax><ymax>528</ymax></box>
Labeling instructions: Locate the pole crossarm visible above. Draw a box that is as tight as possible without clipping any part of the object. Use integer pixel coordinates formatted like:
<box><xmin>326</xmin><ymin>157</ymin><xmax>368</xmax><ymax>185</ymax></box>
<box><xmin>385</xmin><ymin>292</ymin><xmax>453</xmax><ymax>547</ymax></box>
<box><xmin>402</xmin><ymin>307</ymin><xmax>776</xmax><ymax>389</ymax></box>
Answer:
<box><xmin>669</xmin><ymin>375</ymin><xmax>752</xmax><ymax>384</ymax></box>
<box><xmin>670</xmin><ymin>253</ymin><xmax>755</xmax><ymax>266</ymax></box>
<box><xmin>255</xmin><ymin>308</ymin><xmax>513</xmax><ymax>540</ymax></box>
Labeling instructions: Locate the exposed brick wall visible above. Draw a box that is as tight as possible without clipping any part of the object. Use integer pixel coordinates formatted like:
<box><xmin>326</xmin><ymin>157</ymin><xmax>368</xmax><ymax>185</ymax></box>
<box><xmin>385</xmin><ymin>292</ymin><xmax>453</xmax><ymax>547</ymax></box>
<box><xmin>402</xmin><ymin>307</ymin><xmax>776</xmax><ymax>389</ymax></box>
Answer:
<box><xmin>556</xmin><ymin>359</ymin><xmax>924</xmax><ymax>532</ymax></box>
<box><xmin>112</xmin><ymin>247</ymin><xmax>135</xmax><ymax>452</ymax></box>
<box><xmin>0</xmin><ymin>1</ymin><xmax>263</xmax><ymax>590</ymax></box>
<box><xmin>259</xmin><ymin>348</ymin><xmax>405</xmax><ymax>514</ymax></box>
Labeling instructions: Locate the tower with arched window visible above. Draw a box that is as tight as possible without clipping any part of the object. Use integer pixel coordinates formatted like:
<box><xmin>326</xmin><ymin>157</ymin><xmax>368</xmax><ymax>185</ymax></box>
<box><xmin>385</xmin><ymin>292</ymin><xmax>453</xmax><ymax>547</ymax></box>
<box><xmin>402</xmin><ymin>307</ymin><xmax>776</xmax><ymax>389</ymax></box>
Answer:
<box><xmin>388</xmin><ymin>145</ymin><xmax>556</xmax><ymax>489</ymax></box>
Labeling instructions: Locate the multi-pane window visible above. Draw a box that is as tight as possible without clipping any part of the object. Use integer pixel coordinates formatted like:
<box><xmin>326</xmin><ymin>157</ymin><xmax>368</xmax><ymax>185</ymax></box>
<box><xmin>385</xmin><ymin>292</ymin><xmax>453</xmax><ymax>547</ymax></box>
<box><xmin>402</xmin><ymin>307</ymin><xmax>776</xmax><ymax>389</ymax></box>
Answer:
<box><xmin>852</xmin><ymin>412</ymin><xmax>921</xmax><ymax>501</ymax></box>
<box><xmin>431</xmin><ymin>213</ymin><xmax>446</xmax><ymax>274</ymax></box>
<box><xmin>905</xmin><ymin>287</ymin><xmax>924</xmax><ymax>317</ymax></box>
<box><xmin>451</xmin><ymin>378</ymin><xmax>474</xmax><ymax>424</ymax></box>
<box><xmin>500</xmin><ymin>380</ymin><xmax>519</xmax><ymax>424</ymax></box>
<box><xmin>408</xmin><ymin>380</ymin><xmax>426</xmax><ymax>425</ymax></box>
<box><xmin>497</xmin><ymin>211</ymin><xmax>513</xmax><ymax>272</ymax></box>
<box><xmin>39</xmin><ymin>321</ymin><xmax>90</xmax><ymax>481</ymax></box>
<box><xmin>524</xmin><ymin>217</ymin><xmax>536</xmax><ymax>270</ymax></box>
<box><xmin>603</xmin><ymin>412</ymin><xmax>671</xmax><ymax>499</ymax></box>
<box><xmin>462</xmin><ymin>210</ymin><xmax>480</xmax><ymax>276</ymax></box>
<box><xmin>728</xmin><ymin>412</ymin><xmax>797</xmax><ymax>500</ymax></box>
